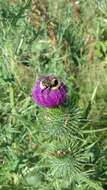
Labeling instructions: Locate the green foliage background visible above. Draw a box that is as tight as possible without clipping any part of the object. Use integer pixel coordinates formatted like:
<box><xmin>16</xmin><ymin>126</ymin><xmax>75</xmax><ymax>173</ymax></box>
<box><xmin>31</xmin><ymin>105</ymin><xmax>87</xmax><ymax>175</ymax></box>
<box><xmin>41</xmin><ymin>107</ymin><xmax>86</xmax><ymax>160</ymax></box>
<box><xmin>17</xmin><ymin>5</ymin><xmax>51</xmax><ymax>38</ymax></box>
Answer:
<box><xmin>0</xmin><ymin>0</ymin><xmax>107</xmax><ymax>189</ymax></box>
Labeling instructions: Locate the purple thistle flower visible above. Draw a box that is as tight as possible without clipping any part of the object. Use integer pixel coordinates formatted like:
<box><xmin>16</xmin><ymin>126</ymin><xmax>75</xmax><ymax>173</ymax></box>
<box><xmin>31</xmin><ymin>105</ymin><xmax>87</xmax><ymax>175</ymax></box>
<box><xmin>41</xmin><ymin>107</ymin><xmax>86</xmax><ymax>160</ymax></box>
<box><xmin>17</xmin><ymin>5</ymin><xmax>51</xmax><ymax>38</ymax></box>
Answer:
<box><xmin>32</xmin><ymin>75</ymin><xmax>67</xmax><ymax>108</ymax></box>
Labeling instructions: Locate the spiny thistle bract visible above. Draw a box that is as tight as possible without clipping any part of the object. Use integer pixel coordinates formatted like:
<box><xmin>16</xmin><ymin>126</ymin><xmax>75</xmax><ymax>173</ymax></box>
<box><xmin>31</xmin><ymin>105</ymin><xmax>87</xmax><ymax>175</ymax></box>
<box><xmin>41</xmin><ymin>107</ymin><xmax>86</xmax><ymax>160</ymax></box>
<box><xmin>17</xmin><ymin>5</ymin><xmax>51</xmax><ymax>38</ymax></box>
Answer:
<box><xmin>32</xmin><ymin>76</ymin><xmax>67</xmax><ymax>108</ymax></box>
<box><xmin>24</xmin><ymin>106</ymin><xmax>103</xmax><ymax>190</ymax></box>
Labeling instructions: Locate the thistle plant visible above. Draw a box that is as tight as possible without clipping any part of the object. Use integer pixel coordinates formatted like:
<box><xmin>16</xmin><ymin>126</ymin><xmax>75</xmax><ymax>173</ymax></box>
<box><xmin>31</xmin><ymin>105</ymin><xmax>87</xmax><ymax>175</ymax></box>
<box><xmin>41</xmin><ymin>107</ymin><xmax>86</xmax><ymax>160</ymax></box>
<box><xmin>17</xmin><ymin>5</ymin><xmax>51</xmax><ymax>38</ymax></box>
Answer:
<box><xmin>0</xmin><ymin>0</ymin><xmax>107</xmax><ymax>190</ymax></box>
<box><xmin>26</xmin><ymin>76</ymin><xmax>105</xmax><ymax>190</ymax></box>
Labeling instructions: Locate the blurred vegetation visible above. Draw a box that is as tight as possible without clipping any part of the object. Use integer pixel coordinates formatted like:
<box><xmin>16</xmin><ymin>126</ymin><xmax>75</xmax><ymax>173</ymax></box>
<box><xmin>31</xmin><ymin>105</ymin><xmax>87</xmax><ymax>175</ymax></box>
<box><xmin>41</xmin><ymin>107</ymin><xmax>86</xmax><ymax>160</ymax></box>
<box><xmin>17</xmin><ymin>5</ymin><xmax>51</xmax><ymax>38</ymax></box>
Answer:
<box><xmin>0</xmin><ymin>0</ymin><xmax>107</xmax><ymax>189</ymax></box>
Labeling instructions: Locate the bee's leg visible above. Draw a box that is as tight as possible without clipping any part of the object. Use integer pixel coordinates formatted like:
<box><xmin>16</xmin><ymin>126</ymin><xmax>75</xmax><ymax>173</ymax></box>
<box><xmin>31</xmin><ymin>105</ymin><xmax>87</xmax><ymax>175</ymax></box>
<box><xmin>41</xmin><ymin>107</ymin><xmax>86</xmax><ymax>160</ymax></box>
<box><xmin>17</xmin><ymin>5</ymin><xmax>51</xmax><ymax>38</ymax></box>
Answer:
<box><xmin>58</xmin><ymin>85</ymin><xmax>61</xmax><ymax>90</ymax></box>
<box><xmin>47</xmin><ymin>87</ymin><xmax>51</xmax><ymax>94</ymax></box>
<box><xmin>58</xmin><ymin>86</ymin><xmax>63</xmax><ymax>97</ymax></box>
<box><xmin>41</xmin><ymin>87</ymin><xmax>50</xmax><ymax>93</ymax></box>
<box><xmin>41</xmin><ymin>87</ymin><xmax>46</xmax><ymax>93</ymax></box>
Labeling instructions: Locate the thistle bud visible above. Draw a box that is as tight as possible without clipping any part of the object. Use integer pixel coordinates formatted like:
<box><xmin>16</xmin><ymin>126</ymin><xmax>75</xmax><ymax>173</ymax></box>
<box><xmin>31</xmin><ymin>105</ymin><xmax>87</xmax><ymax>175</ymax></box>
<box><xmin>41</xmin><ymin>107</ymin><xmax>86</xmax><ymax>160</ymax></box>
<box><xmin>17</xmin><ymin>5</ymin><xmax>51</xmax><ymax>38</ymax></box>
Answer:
<box><xmin>32</xmin><ymin>76</ymin><xmax>67</xmax><ymax>108</ymax></box>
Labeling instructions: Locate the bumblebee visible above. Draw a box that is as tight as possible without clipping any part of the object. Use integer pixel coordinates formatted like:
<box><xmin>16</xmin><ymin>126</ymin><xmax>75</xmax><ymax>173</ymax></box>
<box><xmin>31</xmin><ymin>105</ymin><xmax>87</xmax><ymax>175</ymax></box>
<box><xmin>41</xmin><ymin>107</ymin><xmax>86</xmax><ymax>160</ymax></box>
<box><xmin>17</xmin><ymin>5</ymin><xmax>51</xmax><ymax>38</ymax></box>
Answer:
<box><xmin>40</xmin><ymin>77</ymin><xmax>60</xmax><ymax>93</ymax></box>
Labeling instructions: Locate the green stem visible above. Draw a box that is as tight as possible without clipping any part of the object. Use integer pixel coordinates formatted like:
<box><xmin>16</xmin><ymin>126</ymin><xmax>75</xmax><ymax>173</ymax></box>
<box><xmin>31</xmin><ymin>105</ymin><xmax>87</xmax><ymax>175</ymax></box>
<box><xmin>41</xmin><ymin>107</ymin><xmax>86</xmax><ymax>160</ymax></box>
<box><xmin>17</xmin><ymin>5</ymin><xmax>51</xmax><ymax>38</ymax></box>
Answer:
<box><xmin>9</xmin><ymin>84</ymin><xmax>16</xmax><ymax>124</ymax></box>
<box><xmin>83</xmin><ymin>127</ymin><xmax>107</xmax><ymax>133</ymax></box>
